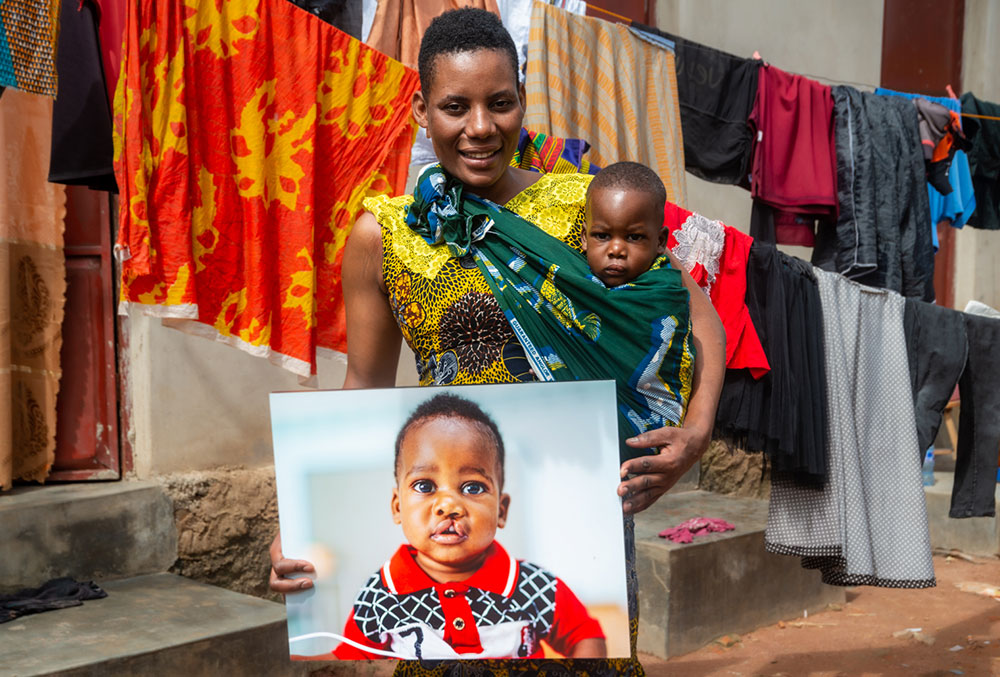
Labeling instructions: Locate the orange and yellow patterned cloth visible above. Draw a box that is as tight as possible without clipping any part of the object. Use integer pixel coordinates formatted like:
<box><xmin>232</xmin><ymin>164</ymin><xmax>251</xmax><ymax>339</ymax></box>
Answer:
<box><xmin>114</xmin><ymin>0</ymin><xmax>419</xmax><ymax>377</ymax></box>
<box><xmin>0</xmin><ymin>0</ymin><xmax>60</xmax><ymax>96</ymax></box>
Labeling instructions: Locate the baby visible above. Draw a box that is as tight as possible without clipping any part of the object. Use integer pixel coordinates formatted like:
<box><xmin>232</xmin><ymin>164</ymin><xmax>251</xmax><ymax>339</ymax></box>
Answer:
<box><xmin>333</xmin><ymin>393</ymin><xmax>607</xmax><ymax>660</ymax></box>
<box><xmin>582</xmin><ymin>161</ymin><xmax>669</xmax><ymax>287</ymax></box>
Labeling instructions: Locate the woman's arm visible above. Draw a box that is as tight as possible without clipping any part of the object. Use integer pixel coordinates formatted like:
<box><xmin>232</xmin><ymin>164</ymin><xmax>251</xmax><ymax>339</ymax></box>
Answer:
<box><xmin>269</xmin><ymin>212</ymin><xmax>404</xmax><ymax>594</ymax></box>
<box><xmin>617</xmin><ymin>249</ymin><xmax>726</xmax><ymax>514</ymax></box>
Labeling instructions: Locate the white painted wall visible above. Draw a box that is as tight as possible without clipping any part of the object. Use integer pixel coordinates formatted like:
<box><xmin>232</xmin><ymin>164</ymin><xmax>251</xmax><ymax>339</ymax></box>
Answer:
<box><xmin>127</xmin><ymin>311</ymin><xmax>418</xmax><ymax>477</ymax></box>
<box><xmin>953</xmin><ymin>0</ymin><xmax>1000</xmax><ymax>311</ymax></box>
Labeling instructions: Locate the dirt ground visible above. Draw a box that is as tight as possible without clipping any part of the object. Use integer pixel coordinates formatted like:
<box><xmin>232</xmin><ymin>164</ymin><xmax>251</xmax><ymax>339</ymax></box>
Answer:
<box><xmin>642</xmin><ymin>553</ymin><xmax>1000</xmax><ymax>677</ymax></box>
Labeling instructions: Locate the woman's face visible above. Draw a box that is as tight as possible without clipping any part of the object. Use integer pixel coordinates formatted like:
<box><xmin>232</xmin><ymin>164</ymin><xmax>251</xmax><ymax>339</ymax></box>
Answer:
<box><xmin>412</xmin><ymin>49</ymin><xmax>525</xmax><ymax>202</ymax></box>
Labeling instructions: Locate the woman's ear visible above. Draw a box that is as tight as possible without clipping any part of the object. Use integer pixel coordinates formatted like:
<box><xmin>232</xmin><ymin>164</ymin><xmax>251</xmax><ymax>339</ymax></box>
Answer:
<box><xmin>412</xmin><ymin>90</ymin><xmax>429</xmax><ymax>129</ymax></box>
<box><xmin>518</xmin><ymin>81</ymin><xmax>527</xmax><ymax>112</ymax></box>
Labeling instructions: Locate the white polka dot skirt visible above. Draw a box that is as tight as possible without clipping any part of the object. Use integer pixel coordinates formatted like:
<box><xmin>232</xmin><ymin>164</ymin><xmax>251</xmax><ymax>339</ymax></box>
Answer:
<box><xmin>764</xmin><ymin>268</ymin><xmax>935</xmax><ymax>589</ymax></box>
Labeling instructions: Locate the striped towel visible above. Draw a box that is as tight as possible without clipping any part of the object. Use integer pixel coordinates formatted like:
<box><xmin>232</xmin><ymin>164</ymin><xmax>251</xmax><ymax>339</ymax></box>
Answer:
<box><xmin>524</xmin><ymin>1</ymin><xmax>686</xmax><ymax>206</ymax></box>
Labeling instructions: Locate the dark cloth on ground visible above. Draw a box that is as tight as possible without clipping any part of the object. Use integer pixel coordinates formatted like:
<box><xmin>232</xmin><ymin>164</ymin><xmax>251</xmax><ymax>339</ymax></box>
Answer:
<box><xmin>715</xmin><ymin>243</ymin><xmax>828</xmax><ymax>481</ymax></box>
<box><xmin>903</xmin><ymin>299</ymin><xmax>968</xmax><ymax>453</ymax></box>
<box><xmin>48</xmin><ymin>0</ymin><xmax>117</xmax><ymax>192</ymax></box>
<box><xmin>1</xmin><ymin>578</ymin><xmax>107</xmax><ymax>624</ymax></box>
<box><xmin>634</xmin><ymin>23</ymin><xmax>759</xmax><ymax>186</ymax></box>
<box><xmin>961</xmin><ymin>92</ymin><xmax>1000</xmax><ymax>230</ymax></box>
<box><xmin>951</xmin><ymin>313</ymin><xmax>1000</xmax><ymax>518</ymax></box>
<box><xmin>814</xmin><ymin>86</ymin><xmax>935</xmax><ymax>301</ymax></box>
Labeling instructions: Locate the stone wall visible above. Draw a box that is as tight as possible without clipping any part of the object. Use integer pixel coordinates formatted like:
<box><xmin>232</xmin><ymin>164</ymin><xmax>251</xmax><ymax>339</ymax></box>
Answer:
<box><xmin>699</xmin><ymin>439</ymin><xmax>770</xmax><ymax>500</ymax></box>
<box><xmin>157</xmin><ymin>465</ymin><xmax>280</xmax><ymax>600</ymax></box>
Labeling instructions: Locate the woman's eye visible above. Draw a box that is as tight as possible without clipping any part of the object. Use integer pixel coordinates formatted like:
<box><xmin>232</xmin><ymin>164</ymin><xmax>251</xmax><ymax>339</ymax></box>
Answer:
<box><xmin>413</xmin><ymin>480</ymin><xmax>435</xmax><ymax>493</ymax></box>
<box><xmin>462</xmin><ymin>482</ymin><xmax>487</xmax><ymax>495</ymax></box>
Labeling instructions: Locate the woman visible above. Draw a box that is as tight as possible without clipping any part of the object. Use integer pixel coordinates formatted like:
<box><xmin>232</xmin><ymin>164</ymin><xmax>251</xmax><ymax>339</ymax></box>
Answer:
<box><xmin>271</xmin><ymin>8</ymin><xmax>726</xmax><ymax>674</ymax></box>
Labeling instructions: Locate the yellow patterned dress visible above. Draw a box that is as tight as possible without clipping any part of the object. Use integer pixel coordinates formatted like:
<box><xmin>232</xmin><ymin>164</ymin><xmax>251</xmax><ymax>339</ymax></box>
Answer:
<box><xmin>363</xmin><ymin>172</ymin><xmax>645</xmax><ymax>677</ymax></box>
<box><xmin>367</xmin><ymin>173</ymin><xmax>594</xmax><ymax>388</ymax></box>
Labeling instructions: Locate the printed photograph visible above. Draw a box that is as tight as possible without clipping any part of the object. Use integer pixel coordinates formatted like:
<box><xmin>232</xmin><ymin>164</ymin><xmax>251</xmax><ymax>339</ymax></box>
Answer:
<box><xmin>270</xmin><ymin>380</ymin><xmax>630</xmax><ymax>660</ymax></box>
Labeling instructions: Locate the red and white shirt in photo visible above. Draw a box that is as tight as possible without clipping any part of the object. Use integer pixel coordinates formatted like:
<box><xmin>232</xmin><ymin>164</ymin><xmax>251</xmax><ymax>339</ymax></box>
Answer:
<box><xmin>333</xmin><ymin>541</ymin><xmax>604</xmax><ymax>660</ymax></box>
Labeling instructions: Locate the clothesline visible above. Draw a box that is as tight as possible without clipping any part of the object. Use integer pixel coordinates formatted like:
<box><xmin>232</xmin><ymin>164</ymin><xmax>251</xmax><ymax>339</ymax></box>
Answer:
<box><xmin>586</xmin><ymin>4</ymin><xmax>633</xmax><ymax>24</ymax></box>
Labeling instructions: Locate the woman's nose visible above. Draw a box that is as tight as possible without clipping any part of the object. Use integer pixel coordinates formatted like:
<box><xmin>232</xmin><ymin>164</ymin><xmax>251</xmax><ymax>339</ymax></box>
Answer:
<box><xmin>466</xmin><ymin>105</ymin><xmax>495</xmax><ymax>138</ymax></box>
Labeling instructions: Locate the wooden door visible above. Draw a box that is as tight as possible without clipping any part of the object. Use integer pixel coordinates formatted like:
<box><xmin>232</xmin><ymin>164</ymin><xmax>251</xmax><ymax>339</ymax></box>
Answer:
<box><xmin>51</xmin><ymin>186</ymin><xmax>119</xmax><ymax>480</ymax></box>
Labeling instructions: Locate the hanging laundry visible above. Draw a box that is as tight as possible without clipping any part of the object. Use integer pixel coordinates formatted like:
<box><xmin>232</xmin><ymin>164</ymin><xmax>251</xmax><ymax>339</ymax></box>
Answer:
<box><xmin>663</xmin><ymin>202</ymin><xmax>769</xmax><ymax>377</ymax></box>
<box><xmin>366</xmin><ymin>0</ymin><xmax>500</xmax><ymax>68</ymax></box>
<box><xmin>813</xmin><ymin>87</ymin><xmax>935</xmax><ymax>302</ymax></box>
<box><xmin>0</xmin><ymin>0</ymin><xmax>60</xmax><ymax>96</ymax></box>
<box><xmin>767</xmin><ymin>270</ymin><xmax>935</xmax><ymax>589</ymax></box>
<box><xmin>961</xmin><ymin>92</ymin><xmax>1000</xmax><ymax>231</ymax></box>
<box><xmin>633</xmin><ymin>24</ymin><xmax>760</xmax><ymax>187</ymax></box>
<box><xmin>950</xmin><ymin>311</ymin><xmax>1000</xmax><ymax>518</ymax></box>
<box><xmin>510</xmin><ymin>128</ymin><xmax>599</xmax><ymax>175</ymax></box>
<box><xmin>714</xmin><ymin>243</ymin><xmax>827</xmax><ymax>480</ymax></box>
<box><xmin>498</xmin><ymin>0</ymin><xmax>584</xmax><ymax>81</ymax></box>
<box><xmin>748</xmin><ymin>65</ymin><xmax>837</xmax><ymax>220</ymax></box>
<box><xmin>524</xmin><ymin>1</ymin><xmax>687</xmax><ymax>205</ymax></box>
<box><xmin>910</xmin><ymin>97</ymin><xmax>975</xmax><ymax>195</ymax></box>
<box><xmin>0</xmin><ymin>90</ymin><xmax>67</xmax><ymax>491</ymax></box>
<box><xmin>115</xmin><ymin>0</ymin><xmax>420</xmax><ymax>378</ymax></box>
<box><xmin>875</xmin><ymin>88</ymin><xmax>978</xmax><ymax>239</ymax></box>
<box><xmin>92</xmin><ymin>0</ymin><xmax>126</xmax><ymax>111</ymax></box>
<box><xmin>902</xmin><ymin>300</ymin><xmax>968</xmax><ymax>453</ymax></box>
<box><xmin>48</xmin><ymin>0</ymin><xmax>116</xmax><ymax>193</ymax></box>
<box><xmin>286</xmin><ymin>0</ymin><xmax>362</xmax><ymax>37</ymax></box>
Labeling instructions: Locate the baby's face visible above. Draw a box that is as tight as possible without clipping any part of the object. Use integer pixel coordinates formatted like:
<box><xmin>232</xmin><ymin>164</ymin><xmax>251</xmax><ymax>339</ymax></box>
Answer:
<box><xmin>583</xmin><ymin>186</ymin><xmax>666</xmax><ymax>287</ymax></box>
<box><xmin>392</xmin><ymin>416</ymin><xmax>510</xmax><ymax>582</ymax></box>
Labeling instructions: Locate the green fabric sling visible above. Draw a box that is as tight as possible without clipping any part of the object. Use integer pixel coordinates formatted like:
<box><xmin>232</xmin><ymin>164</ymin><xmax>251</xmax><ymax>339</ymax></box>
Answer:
<box><xmin>406</xmin><ymin>165</ymin><xmax>695</xmax><ymax>459</ymax></box>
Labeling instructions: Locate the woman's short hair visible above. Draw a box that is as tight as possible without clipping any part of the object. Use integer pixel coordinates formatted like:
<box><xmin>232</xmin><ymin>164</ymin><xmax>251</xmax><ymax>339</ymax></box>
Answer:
<box><xmin>418</xmin><ymin>8</ymin><xmax>519</xmax><ymax>93</ymax></box>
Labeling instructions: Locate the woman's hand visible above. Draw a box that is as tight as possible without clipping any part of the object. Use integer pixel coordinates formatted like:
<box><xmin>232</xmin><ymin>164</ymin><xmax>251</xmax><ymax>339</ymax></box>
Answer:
<box><xmin>618</xmin><ymin>423</ymin><xmax>711</xmax><ymax>514</ymax></box>
<box><xmin>269</xmin><ymin>532</ymin><xmax>315</xmax><ymax>594</ymax></box>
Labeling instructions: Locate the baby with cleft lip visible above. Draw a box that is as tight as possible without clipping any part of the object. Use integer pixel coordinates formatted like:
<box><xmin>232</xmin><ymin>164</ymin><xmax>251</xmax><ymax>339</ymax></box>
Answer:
<box><xmin>333</xmin><ymin>393</ymin><xmax>607</xmax><ymax>660</ymax></box>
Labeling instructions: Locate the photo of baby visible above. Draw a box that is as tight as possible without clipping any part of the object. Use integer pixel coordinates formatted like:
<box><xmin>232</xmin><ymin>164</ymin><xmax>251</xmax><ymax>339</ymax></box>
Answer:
<box><xmin>270</xmin><ymin>380</ymin><xmax>629</xmax><ymax>661</ymax></box>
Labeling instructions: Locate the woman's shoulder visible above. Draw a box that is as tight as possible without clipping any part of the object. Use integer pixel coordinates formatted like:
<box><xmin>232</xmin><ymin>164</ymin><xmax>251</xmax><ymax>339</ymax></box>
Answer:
<box><xmin>507</xmin><ymin>172</ymin><xmax>592</xmax><ymax>243</ymax></box>
<box><xmin>363</xmin><ymin>193</ymin><xmax>452</xmax><ymax>280</ymax></box>
<box><xmin>363</xmin><ymin>193</ymin><xmax>414</xmax><ymax>225</ymax></box>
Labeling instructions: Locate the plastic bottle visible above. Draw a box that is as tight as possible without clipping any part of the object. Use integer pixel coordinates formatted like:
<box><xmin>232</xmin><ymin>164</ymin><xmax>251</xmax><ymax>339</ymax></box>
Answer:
<box><xmin>922</xmin><ymin>446</ymin><xmax>935</xmax><ymax>486</ymax></box>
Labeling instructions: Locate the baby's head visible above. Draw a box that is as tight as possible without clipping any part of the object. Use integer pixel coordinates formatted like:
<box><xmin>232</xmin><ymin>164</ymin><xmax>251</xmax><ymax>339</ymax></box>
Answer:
<box><xmin>391</xmin><ymin>393</ymin><xmax>510</xmax><ymax>581</ymax></box>
<box><xmin>583</xmin><ymin>161</ymin><xmax>668</xmax><ymax>287</ymax></box>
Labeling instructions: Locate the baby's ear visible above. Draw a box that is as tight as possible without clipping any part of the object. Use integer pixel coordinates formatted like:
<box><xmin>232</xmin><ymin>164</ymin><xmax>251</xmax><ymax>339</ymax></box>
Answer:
<box><xmin>657</xmin><ymin>227</ymin><xmax>668</xmax><ymax>254</ymax></box>
<box><xmin>579</xmin><ymin>229</ymin><xmax>588</xmax><ymax>252</ymax></box>
<box><xmin>391</xmin><ymin>487</ymin><xmax>402</xmax><ymax>525</ymax></box>
<box><xmin>497</xmin><ymin>493</ymin><xmax>511</xmax><ymax>529</ymax></box>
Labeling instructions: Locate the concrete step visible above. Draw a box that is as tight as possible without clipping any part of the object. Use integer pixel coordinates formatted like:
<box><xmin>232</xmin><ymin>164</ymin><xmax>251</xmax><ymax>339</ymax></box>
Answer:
<box><xmin>0</xmin><ymin>482</ymin><xmax>177</xmax><ymax>593</ymax></box>
<box><xmin>925</xmin><ymin>471</ymin><xmax>1000</xmax><ymax>557</ymax></box>
<box><xmin>634</xmin><ymin>489</ymin><xmax>845</xmax><ymax>658</ymax></box>
<box><xmin>0</xmin><ymin>573</ymin><xmax>307</xmax><ymax>677</ymax></box>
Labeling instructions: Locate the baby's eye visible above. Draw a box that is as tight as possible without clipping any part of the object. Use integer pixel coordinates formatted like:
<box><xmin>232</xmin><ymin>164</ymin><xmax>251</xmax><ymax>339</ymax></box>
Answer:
<box><xmin>413</xmin><ymin>480</ymin><xmax>435</xmax><ymax>493</ymax></box>
<box><xmin>590</xmin><ymin>232</ymin><xmax>610</xmax><ymax>241</ymax></box>
<box><xmin>462</xmin><ymin>482</ymin><xmax>487</xmax><ymax>495</ymax></box>
<box><xmin>627</xmin><ymin>233</ymin><xmax>646</xmax><ymax>241</ymax></box>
